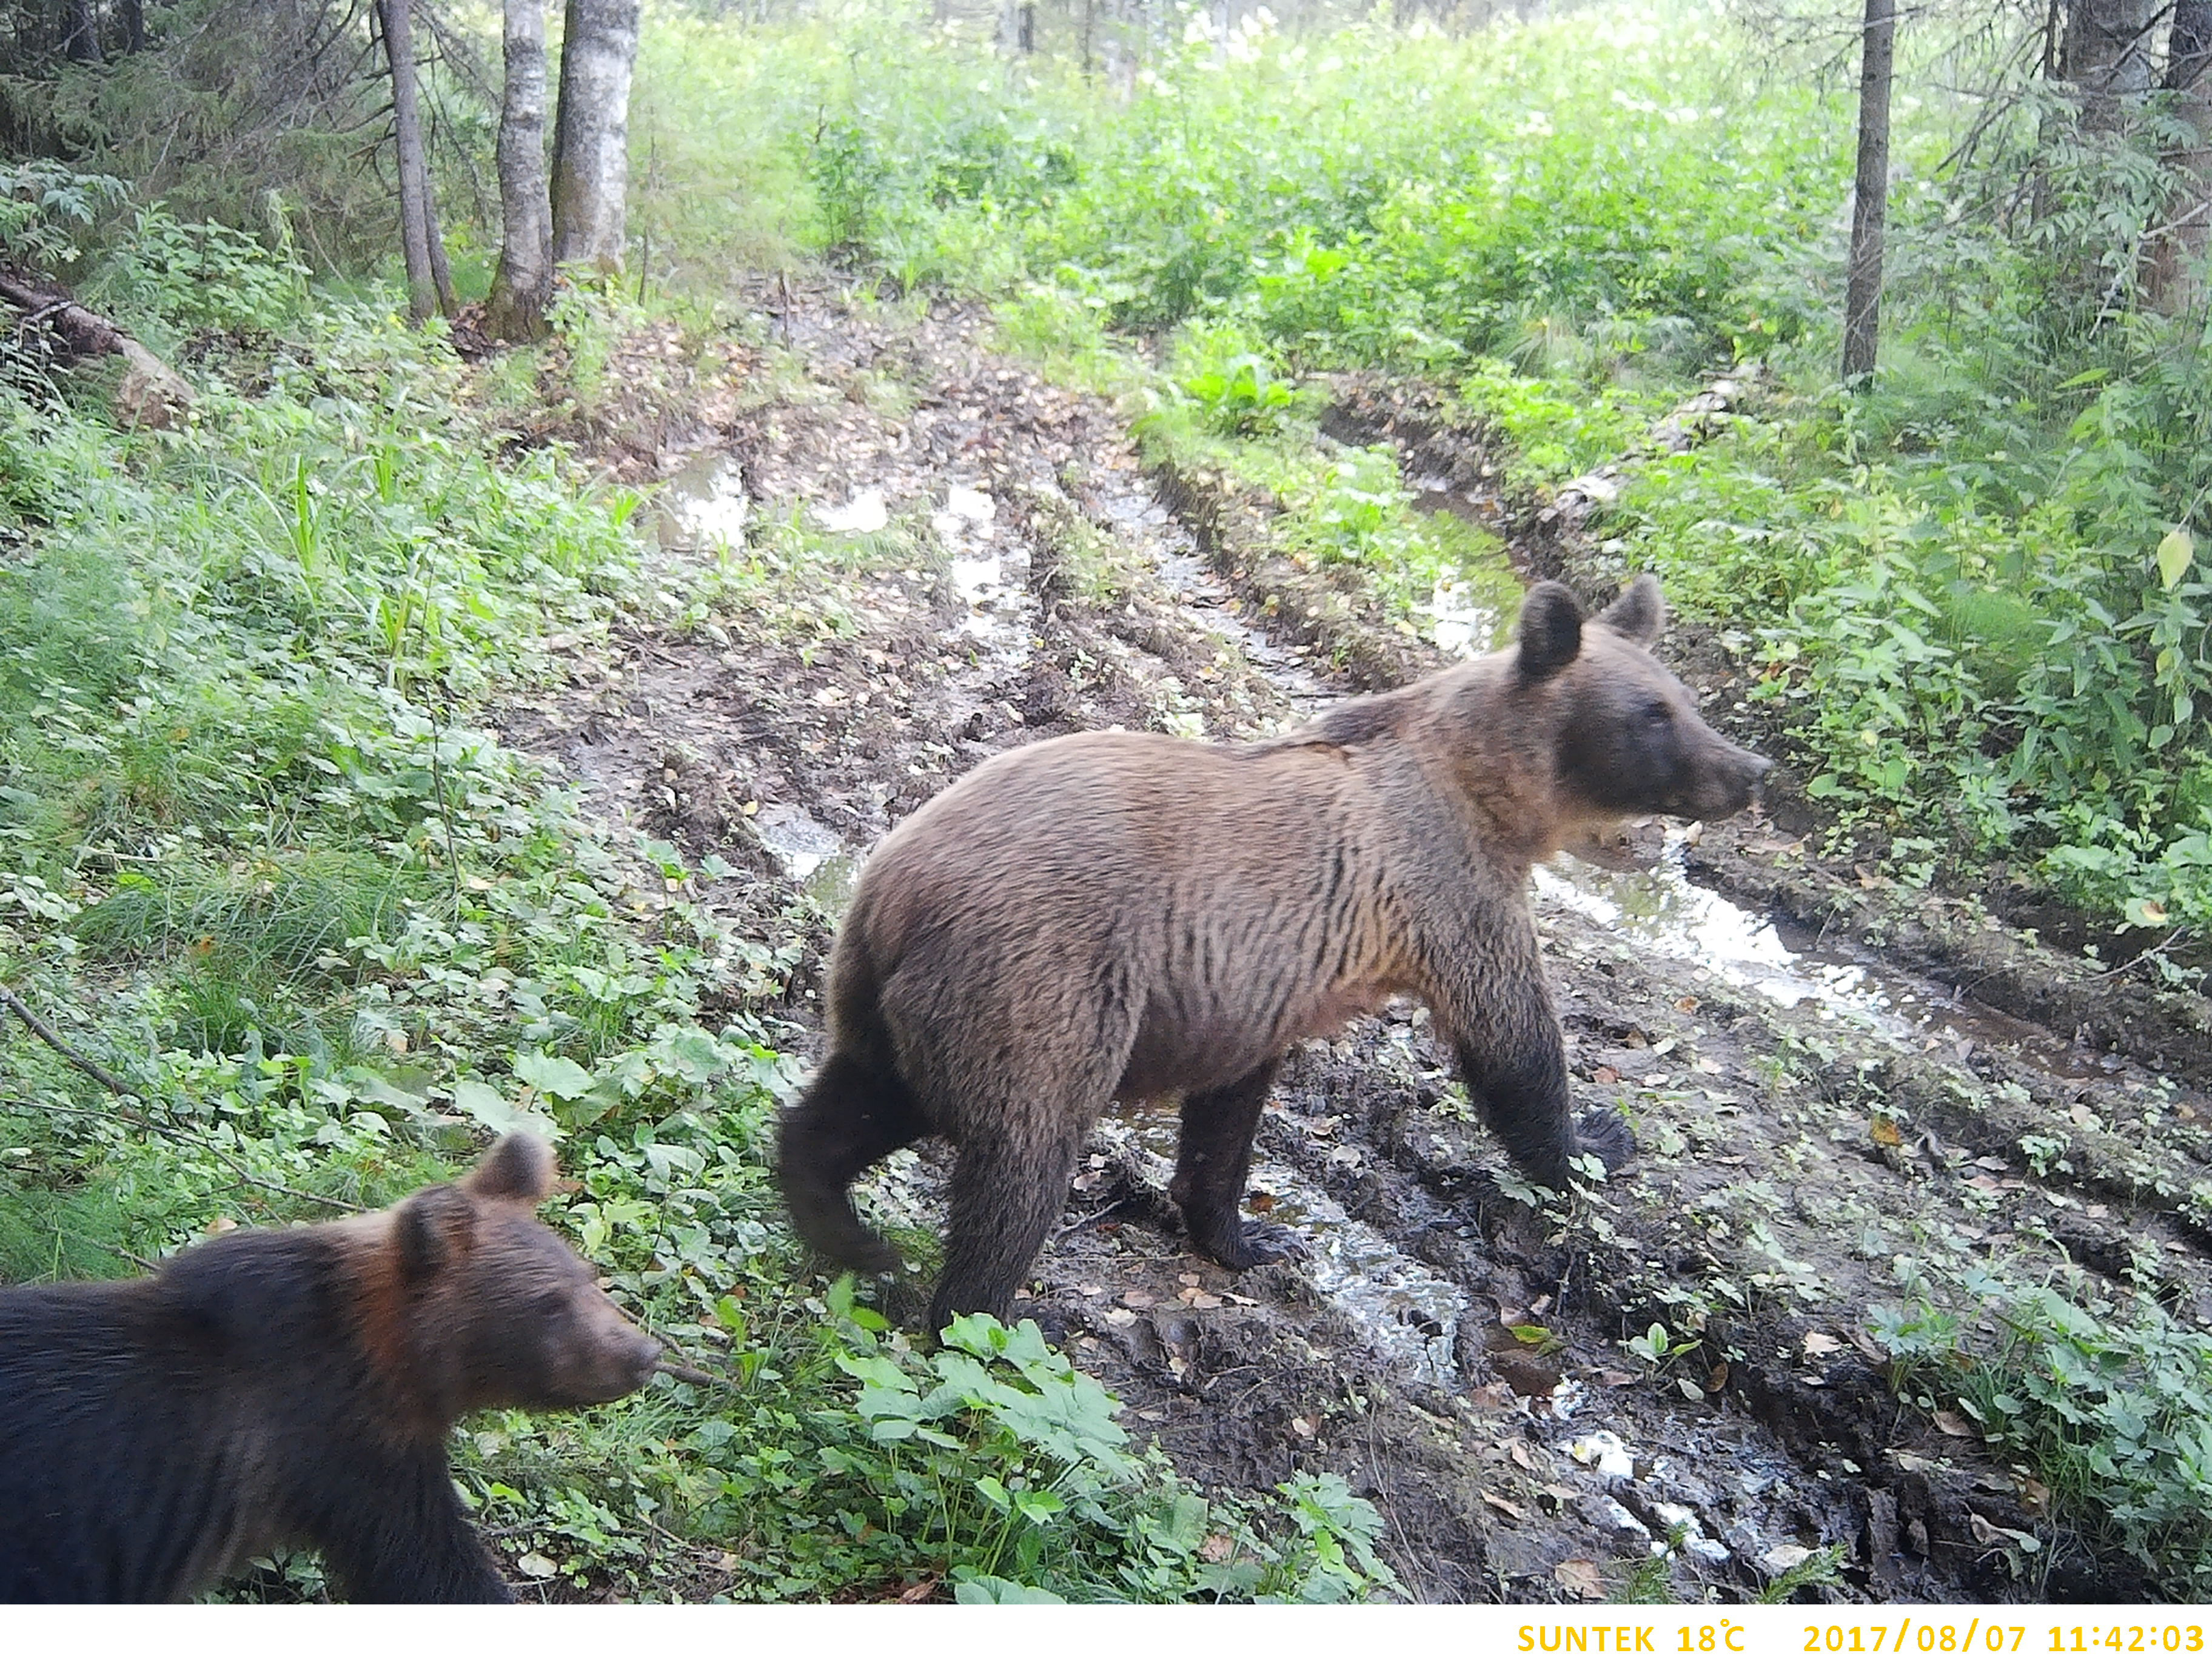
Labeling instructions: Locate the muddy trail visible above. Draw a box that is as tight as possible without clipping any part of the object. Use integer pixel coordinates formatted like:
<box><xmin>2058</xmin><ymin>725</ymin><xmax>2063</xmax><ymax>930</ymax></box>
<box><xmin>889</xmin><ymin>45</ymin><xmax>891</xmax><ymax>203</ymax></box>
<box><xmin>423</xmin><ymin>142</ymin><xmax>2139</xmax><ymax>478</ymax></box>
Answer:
<box><xmin>500</xmin><ymin>281</ymin><xmax>2212</xmax><ymax>1604</ymax></box>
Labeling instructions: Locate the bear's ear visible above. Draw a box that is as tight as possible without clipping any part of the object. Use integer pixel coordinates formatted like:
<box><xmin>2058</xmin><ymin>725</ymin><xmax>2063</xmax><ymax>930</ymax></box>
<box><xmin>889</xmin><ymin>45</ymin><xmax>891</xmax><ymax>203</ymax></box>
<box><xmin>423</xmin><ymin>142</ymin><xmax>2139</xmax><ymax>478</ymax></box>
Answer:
<box><xmin>465</xmin><ymin>1133</ymin><xmax>557</xmax><ymax>1206</ymax></box>
<box><xmin>1595</xmin><ymin>573</ymin><xmax>1666</xmax><ymax>646</ymax></box>
<box><xmin>395</xmin><ymin>1185</ymin><xmax>476</xmax><ymax>1283</ymax></box>
<box><xmin>1515</xmin><ymin>581</ymin><xmax>1583</xmax><ymax>680</ymax></box>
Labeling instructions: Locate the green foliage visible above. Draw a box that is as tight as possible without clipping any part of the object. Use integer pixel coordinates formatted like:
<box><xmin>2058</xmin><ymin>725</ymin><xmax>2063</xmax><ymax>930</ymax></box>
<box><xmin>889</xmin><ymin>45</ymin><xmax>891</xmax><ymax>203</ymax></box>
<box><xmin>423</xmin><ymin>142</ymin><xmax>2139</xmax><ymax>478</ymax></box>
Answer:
<box><xmin>89</xmin><ymin>203</ymin><xmax>311</xmax><ymax>342</ymax></box>
<box><xmin>0</xmin><ymin>159</ymin><xmax>130</xmax><ymax>272</ymax></box>
<box><xmin>1958</xmin><ymin>1287</ymin><xmax>2212</xmax><ymax>1595</ymax></box>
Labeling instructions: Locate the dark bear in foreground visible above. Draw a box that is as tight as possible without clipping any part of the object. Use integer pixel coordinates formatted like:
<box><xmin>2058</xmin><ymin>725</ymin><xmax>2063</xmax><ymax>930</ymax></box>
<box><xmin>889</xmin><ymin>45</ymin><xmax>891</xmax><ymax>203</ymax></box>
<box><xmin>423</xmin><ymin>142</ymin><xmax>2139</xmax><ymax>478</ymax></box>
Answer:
<box><xmin>0</xmin><ymin>1133</ymin><xmax>661</xmax><ymax>1603</ymax></box>
<box><xmin>780</xmin><ymin>576</ymin><xmax>1770</xmax><ymax>1330</ymax></box>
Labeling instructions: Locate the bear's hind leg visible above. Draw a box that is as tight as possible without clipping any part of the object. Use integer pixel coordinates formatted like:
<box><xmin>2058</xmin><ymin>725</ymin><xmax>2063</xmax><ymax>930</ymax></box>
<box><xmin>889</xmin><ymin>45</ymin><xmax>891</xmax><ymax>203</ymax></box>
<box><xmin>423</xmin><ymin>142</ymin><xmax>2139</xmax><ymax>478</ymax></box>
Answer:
<box><xmin>779</xmin><ymin>1052</ymin><xmax>928</xmax><ymax>1274</ymax></box>
<box><xmin>1170</xmin><ymin>1061</ymin><xmax>1305</xmax><ymax>1271</ymax></box>
<box><xmin>928</xmin><ymin>1121</ymin><xmax>1091</xmax><ymax>1334</ymax></box>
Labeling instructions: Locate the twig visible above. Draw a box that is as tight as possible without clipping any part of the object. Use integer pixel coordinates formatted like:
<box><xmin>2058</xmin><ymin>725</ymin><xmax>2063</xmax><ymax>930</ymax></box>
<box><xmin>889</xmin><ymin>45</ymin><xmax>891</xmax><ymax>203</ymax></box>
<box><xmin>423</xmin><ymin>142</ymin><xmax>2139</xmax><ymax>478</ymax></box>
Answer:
<box><xmin>654</xmin><ymin>1356</ymin><xmax>723</xmax><ymax>1387</ymax></box>
<box><xmin>0</xmin><ymin>980</ymin><xmax>140</xmax><ymax>1098</ymax></box>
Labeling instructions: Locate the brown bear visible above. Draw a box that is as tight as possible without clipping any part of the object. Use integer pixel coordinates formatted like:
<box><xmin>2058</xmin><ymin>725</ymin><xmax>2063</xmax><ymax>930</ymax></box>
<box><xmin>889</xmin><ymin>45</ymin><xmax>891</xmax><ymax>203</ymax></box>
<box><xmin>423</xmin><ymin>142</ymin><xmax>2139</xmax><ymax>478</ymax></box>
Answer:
<box><xmin>0</xmin><ymin>1132</ymin><xmax>661</xmax><ymax>1603</ymax></box>
<box><xmin>779</xmin><ymin>575</ymin><xmax>1769</xmax><ymax>1332</ymax></box>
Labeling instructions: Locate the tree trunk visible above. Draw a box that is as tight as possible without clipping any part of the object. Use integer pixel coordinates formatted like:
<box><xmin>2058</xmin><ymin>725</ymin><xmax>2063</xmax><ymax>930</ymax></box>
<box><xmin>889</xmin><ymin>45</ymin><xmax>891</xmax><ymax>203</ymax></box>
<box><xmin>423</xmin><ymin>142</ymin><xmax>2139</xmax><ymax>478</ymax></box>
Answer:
<box><xmin>2062</xmin><ymin>0</ymin><xmax>2159</xmax><ymax>126</ymax></box>
<box><xmin>486</xmin><ymin>0</ymin><xmax>555</xmax><ymax>340</ymax></box>
<box><xmin>378</xmin><ymin>0</ymin><xmax>440</xmax><ymax>323</ymax></box>
<box><xmin>2147</xmin><ymin>0</ymin><xmax>2212</xmax><ymax>312</ymax></box>
<box><xmin>424</xmin><ymin>178</ymin><xmax>458</xmax><ymax>316</ymax></box>
<box><xmin>1842</xmin><ymin>0</ymin><xmax>1894</xmax><ymax>381</ymax></box>
<box><xmin>1018</xmin><ymin>2</ymin><xmax>1034</xmax><ymax>52</ymax></box>
<box><xmin>119</xmin><ymin>0</ymin><xmax>145</xmax><ymax>51</ymax></box>
<box><xmin>549</xmin><ymin>0</ymin><xmax>640</xmax><ymax>271</ymax></box>
<box><xmin>61</xmin><ymin>0</ymin><xmax>101</xmax><ymax>62</ymax></box>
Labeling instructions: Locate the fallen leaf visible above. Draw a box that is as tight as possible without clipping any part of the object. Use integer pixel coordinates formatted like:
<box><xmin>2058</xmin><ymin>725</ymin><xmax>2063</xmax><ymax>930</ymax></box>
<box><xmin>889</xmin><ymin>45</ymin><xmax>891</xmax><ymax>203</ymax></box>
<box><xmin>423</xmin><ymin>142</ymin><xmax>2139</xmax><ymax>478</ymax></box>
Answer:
<box><xmin>1468</xmin><ymin>1382</ymin><xmax>1515</xmax><ymax>1409</ymax></box>
<box><xmin>1693</xmin><ymin>1056</ymin><xmax>1724</xmax><ymax>1075</ymax></box>
<box><xmin>1103</xmin><ymin>1307</ymin><xmax>1138</xmax><ymax>1329</ymax></box>
<box><xmin>1178</xmin><ymin>1273</ymin><xmax>1201</xmax><ymax>1287</ymax></box>
<box><xmin>1675</xmin><ymin>996</ymin><xmax>1701</xmax><ymax>1012</ymax></box>
<box><xmin>1553</xmin><ymin>1558</ymin><xmax>1604</xmax><ymax>1600</ymax></box>
<box><xmin>1870</xmin><ymin>1114</ymin><xmax>1903</xmax><ymax>1148</ymax></box>
<box><xmin>1199</xmin><ymin>1534</ymin><xmax>1235</xmax><ymax>1564</ymax></box>
<box><xmin>1597</xmin><ymin>1368</ymin><xmax>1640</xmax><ymax>1387</ymax></box>
<box><xmin>1482</xmin><ymin>1491</ymin><xmax>1530</xmax><ymax>1522</ymax></box>
<box><xmin>1290</xmin><ymin>1416</ymin><xmax>1316</xmax><ymax>1439</ymax></box>
<box><xmin>1707</xmin><ymin>1361</ymin><xmax>1731</xmax><ymax>1393</ymax></box>
<box><xmin>1593</xmin><ymin>1065</ymin><xmax>1621</xmax><ymax>1085</ymax></box>
<box><xmin>1642</xmin><ymin>1072</ymin><xmax>1671</xmax><ymax>1087</ymax></box>
<box><xmin>516</xmin><ymin>1552</ymin><xmax>558</xmax><ymax>1580</ymax></box>
<box><xmin>896</xmin><ymin>1576</ymin><xmax>941</xmax><ymax>1604</ymax></box>
<box><xmin>1932</xmin><ymin>1409</ymin><xmax>1977</xmax><ymax>1438</ymax></box>
<box><xmin>1801</xmin><ymin>1332</ymin><xmax>1845</xmax><ymax>1358</ymax></box>
<box><xmin>1121</xmin><ymin>1290</ymin><xmax>1155</xmax><ymax>1309</ymax></box>
<box><xmin>1758</xmin><ymin>1543</ymin><xmax>1812</xmax><ymax>1577</ymax></box>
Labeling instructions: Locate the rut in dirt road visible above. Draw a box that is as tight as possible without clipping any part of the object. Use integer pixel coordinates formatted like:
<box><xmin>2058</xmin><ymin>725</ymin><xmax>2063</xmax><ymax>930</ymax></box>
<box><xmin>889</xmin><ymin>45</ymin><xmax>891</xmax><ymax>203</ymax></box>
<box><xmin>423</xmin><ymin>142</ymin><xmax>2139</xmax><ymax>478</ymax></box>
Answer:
<box><xmin>504</xmin><ymin>282</ymin><xmax>2212</xmax><ymax>1604</ymax></box>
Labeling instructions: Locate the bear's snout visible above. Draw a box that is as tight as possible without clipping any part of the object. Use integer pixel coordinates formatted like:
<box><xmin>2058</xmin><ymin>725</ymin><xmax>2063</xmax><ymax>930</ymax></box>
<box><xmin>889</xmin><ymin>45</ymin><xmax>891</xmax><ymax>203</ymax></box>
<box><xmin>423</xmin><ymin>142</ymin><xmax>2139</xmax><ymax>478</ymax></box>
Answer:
<box><xmin>1684</xmin><ymin>740</ymin><xmax>1772</xmax><ymax>820</ymax></box>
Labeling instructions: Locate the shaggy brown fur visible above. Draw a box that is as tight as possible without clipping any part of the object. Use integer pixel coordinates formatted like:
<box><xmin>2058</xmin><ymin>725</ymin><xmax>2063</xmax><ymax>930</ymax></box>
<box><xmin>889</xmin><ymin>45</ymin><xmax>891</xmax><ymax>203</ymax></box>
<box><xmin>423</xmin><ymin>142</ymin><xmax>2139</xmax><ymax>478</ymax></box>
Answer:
<box><xmin>0</xmin><ymin>1134</ymin><xmax>662</xmax><ymax>1602</ymax></box>
<box><xmin>780</xmin><ymin>577</ymin><xmax>1769</xmax><ymax>1330</ymax></box>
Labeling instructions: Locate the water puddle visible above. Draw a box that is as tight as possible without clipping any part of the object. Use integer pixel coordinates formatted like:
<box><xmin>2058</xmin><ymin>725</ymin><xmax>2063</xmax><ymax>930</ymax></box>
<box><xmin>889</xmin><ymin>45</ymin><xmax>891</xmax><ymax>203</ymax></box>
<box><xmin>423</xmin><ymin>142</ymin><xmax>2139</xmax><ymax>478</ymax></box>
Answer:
<box><xmin>1419</xmin><ymin>575</ymin><xmax>1503</xmax><ymax>658</ymax></box>
<box><xmin>818</xmin><ymin>488</ymin><xmax>890</xmax><ymax>536</ymax></box>
<box><xmin>1123</xmin><ymin>1112</ymin><xmax>1469</xmax><ymax>1384</ymax></box>
<box><xmin>753</xmin><ymin>803</ymin><xmax>842</xmax><ymax>881</ymax></box>
<box><xmin>656</xmin><ymin>452</ymin><xmax>748</xmax><ymax>550</ymax></box>
<box><xmin>931</xmin><ymin>484</ymin><xmax>1033</xmax><ymax>661</ymax></box>
<box><xmin>1537</xmin><ymin>832</ymin><xmax>2112</xmax><ymax>1079</ymax></box>
<box><xmin>1249</xmin><ymin>1159</ymin><xmax>1468</xmax><ymax>1384</ymax></box>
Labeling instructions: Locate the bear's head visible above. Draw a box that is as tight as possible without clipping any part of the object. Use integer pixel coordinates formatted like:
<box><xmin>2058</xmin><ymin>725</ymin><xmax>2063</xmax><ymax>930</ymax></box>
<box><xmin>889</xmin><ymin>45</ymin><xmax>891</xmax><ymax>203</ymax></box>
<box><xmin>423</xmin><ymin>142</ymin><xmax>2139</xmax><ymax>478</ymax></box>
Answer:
<box><xmin>383</xmin><ymin>1134</ymin><xmax>662</xmax><ymax>1419</ymax></box>
<box><xmin>1510</xmin><ymin>574</ymin><xmax>1771</xmax><ymax>827</ymax></box>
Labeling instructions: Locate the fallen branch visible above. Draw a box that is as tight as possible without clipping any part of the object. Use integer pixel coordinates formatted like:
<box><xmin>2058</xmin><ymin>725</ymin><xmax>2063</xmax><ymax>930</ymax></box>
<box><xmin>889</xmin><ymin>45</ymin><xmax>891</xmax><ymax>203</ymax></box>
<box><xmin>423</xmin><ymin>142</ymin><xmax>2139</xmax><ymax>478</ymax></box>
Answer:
<box><xmin>0</xmin><ymin>985</ymin><xmax>370</xmax><ymax>1216</ymax></box>
<box><xmin>0</xmin><ymin>269</ymin><xmax>193</xmax><ymax>429</ymax></box>
<box><xmin>0</xmin><ymin>980</ymin><xmax>140</xmax><ymax>1099</ymax></box>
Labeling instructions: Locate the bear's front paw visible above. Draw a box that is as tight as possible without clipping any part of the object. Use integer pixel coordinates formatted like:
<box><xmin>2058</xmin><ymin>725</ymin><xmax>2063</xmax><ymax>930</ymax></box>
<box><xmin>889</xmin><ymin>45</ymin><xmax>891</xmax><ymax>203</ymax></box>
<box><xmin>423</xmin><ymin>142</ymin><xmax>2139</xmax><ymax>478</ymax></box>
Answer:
<box><xmin>1196</xmin><ymin>1218</ymin><xmax>1309</xmax><ymax>1272</ymax></box>
<box><xmin>1574</xmin><ymin>1107</ymin><xmax>1638</xmax><ymax>1174</ymax></box>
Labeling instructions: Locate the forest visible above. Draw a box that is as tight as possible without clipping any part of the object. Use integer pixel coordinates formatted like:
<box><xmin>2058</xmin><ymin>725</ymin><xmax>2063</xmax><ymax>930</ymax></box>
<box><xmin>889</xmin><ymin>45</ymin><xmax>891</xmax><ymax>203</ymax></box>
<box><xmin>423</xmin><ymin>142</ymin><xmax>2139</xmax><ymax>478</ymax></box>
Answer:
<box><xmin>5</xmin><ymin>0</ymin><xmax>2212</xmax><ymax>1606</ymax></box>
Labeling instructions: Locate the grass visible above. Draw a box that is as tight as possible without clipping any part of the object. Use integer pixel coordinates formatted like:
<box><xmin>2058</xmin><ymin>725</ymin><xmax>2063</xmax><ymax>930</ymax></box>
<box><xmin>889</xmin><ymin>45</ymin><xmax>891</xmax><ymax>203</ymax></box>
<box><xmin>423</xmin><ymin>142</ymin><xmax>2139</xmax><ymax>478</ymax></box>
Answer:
<box><xmin>0</xmin><ymin>170</ymin><xmax>1396</xmax><ymax>1602</ymax></box>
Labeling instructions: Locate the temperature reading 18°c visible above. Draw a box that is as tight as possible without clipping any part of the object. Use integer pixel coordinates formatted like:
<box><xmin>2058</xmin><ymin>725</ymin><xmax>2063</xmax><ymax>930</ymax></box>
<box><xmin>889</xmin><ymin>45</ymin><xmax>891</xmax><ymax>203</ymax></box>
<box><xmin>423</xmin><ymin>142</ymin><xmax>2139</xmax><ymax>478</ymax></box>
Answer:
<box><xmin>2049</xmin><ymin>1631</ymin><xmax>2205</xmax><ymax>1654</ymax></box>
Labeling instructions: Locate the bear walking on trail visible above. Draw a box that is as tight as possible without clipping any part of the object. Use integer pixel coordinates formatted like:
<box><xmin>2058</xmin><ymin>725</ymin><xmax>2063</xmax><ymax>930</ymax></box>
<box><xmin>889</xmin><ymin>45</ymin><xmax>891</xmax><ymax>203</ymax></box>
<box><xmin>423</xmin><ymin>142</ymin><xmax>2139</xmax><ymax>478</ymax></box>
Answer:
<box><xmin>0</xmin><ymin>1132</ymin><xmax>662</xmax><ymax>1603</ymax></box>
<box><xmin>780</xmin><ymin>576</ymin><xmax>1770</xmax><ymax>1332</ymax></box>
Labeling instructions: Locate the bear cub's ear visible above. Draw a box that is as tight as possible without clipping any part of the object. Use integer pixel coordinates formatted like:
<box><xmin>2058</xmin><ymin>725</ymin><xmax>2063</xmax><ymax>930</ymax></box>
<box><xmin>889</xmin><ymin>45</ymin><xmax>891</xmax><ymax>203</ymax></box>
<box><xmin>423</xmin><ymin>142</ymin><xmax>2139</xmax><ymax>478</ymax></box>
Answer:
<box><xmin>1594</xmin><ymin>573</ymin><xmax>1666</xmax><ymax>646</ymax></box>
<box><xmin>1515</xmin><ymin>582</ymin><xmax>1584</xmax><ymax>680</ymax></box>
<box><xmin>465</xmin><ymin>1132</ymin><xmax>558</xmax><ymax>1206</ymax></box>
<box><xmin>396</xmin><ymin>1185</ymin><xmax>477</xmax><ymax>1282</ymax></box>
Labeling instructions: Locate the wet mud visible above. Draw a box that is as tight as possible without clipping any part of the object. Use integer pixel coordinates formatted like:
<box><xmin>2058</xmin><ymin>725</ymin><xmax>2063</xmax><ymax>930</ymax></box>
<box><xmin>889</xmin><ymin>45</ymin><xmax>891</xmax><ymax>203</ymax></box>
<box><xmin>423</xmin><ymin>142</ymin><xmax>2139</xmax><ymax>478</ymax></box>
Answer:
<box><xmin>500</xmin><ymin>281</ymin><xmax>2212</xmax><ymax>1604</ymax></box>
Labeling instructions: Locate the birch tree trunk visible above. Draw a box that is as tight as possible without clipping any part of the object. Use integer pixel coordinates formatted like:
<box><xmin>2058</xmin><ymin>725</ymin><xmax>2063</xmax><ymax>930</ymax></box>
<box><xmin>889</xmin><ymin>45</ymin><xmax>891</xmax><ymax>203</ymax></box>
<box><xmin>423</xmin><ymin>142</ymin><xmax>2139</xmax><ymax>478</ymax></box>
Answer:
<box><xmin>378</xmin><ymin>0</ymin><xmax>440</xmax><ymax>324</ymax></box>
<box><xmin>1841</xmin><ymin>0</ymin><xmax>1894</xmax><ymax>381</ymax></box>
<box><xmin>486</xmin><ymin>0</ymin><xmax>555</xmax><ymax>340</ymax></box>
<box><xmin>550</xmin><ymin>0</ymin><xmax>640</xmax><ymax>271</ymax></box>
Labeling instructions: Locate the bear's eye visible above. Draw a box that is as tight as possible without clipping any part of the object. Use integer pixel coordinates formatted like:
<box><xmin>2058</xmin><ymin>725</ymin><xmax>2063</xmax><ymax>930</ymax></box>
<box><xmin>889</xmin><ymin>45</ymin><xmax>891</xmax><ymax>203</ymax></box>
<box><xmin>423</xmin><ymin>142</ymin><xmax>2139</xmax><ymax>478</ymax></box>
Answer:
<box><xmin>1641</xmin><ymin>700</ymin><xmax>1672</xmax><ymax>726</ymax></box>
<box><xmin>534</xmin><ymin>1290</ymin><xmax>571</xmax><ymax>1322</ymax></box>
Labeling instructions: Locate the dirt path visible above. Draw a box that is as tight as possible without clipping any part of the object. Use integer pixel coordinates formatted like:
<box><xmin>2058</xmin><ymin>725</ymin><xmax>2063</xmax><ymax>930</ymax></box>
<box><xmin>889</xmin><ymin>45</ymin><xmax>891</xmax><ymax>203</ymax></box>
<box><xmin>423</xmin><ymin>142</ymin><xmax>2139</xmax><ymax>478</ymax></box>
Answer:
<box><xmin>500</xmin><ymin>281</ymin><xmax>2212</xmax><ymax>1604</ymax></box>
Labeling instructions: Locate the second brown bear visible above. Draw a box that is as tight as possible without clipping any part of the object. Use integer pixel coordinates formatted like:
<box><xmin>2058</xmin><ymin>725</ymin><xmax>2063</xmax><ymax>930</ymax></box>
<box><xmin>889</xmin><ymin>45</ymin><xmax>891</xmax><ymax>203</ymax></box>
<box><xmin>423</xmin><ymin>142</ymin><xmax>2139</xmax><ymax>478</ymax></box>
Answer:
<box><xmin>0</xmin><ymin>1132</ymin><xmax>661</xmax><ymax>1602</ymax></box>
<box><xmin>780</xmin><ymin>576</ymin><xmax>1770</xmax><ymax>1331</ymax></box>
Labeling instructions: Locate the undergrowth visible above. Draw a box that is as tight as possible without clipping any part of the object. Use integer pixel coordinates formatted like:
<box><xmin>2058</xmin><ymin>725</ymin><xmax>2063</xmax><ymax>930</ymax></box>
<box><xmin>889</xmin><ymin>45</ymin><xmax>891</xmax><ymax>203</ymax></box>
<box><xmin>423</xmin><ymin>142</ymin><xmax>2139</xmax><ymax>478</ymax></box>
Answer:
<box><xmin>0</xmin><ymin>176</ymin><xmax>1392</xmax><ymax>1604</ymax></box>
